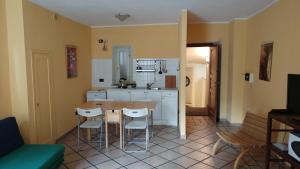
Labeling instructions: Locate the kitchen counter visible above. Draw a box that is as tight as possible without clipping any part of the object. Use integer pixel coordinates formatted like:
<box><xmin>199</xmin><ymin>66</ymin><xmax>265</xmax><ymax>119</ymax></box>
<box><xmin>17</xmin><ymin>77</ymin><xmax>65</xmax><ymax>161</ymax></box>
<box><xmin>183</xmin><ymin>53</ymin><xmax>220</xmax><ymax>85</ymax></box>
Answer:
<box><xmin>105</xmin><ymin>87</ymin><xmax>179</xmax><ymax>126</ymax></box>
<box><xmin>103</xmin><ymin>87</ymin><xmax>178</xmax><ymax>91</ymax></box>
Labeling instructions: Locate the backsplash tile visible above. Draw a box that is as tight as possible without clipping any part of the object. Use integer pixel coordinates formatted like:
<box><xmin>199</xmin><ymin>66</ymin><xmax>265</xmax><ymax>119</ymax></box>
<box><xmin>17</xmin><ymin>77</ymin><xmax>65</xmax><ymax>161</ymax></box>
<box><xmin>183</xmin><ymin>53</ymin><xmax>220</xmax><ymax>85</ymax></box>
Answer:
<box><xmin>92</xmin><ymin>58</ymin><xmax>179</xmax><ymax>88</ymax></box>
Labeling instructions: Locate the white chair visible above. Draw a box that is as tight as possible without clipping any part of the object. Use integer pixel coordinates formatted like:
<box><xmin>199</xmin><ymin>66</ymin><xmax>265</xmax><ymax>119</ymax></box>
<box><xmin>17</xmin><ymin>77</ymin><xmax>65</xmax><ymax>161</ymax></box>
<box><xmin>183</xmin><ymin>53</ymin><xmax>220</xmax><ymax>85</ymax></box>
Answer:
<box><xmin>122</xmin><ymin>108</ymin><xmax>149</xmax><ymax>152</ymax></box>
<box><xmin>76</xmin><ymin>108</ymin><xmax>104</xmax><ymax>151</ymax></box>
<box><xmin>132</xmin><ymin>99</ymin><xmax>154</xmax><ymax>139</ymax></box>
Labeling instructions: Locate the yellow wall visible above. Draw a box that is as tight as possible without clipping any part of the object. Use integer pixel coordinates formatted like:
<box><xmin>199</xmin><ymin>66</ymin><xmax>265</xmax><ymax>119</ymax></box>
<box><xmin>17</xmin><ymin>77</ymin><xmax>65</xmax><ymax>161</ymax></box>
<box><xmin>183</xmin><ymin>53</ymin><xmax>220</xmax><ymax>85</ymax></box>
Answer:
<box><xmin>22</xmin><ymin>1</ymin><xmax>91</xmax><ymax>140</ymax></box>
<box><xmin>0</xmin><ymin>0</ymin><xmax>12</xmax><ymax>119</ymax></box>
<box><xmin>5</xmin><ymin>0</ymin><xmax>31</xmax><ymax>142</ymax></box>
<box><xmin>244</xmin><ymin>0</ymin><xmax>300</xmax><ymax>116</ymax></box>
<box><xmin>187</xmin><ymin>23</ymin><xmax>230</xmax><ymax>119</ymax></box>
<box><xmin>91</xmin><ymin>24</ymin><xmax>178</xmax><ymax>58</ymax></box>
<box><xmin>227</xmin><ymin>20</ymin><xmax>247</xmax><ymax>123</ymax></box>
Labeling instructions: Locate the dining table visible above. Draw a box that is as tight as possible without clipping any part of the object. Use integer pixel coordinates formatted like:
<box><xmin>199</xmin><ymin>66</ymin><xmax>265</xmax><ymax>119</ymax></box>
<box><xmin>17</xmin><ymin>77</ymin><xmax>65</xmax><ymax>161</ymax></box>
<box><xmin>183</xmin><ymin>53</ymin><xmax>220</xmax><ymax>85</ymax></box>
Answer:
<box><xmin>77</xmin><ymin>100</ymin><xmax>156</xmax><ymax>149</ymax></box>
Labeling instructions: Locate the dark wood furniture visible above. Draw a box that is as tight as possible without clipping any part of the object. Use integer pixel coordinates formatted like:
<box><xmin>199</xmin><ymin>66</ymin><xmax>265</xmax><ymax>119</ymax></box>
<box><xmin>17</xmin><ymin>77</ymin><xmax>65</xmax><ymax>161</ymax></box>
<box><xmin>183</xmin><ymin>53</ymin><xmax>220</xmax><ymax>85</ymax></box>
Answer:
<box><xmin>265</xmin><ymin>109</ymin><xmax>300</xmax><ymax>169</ymax></box>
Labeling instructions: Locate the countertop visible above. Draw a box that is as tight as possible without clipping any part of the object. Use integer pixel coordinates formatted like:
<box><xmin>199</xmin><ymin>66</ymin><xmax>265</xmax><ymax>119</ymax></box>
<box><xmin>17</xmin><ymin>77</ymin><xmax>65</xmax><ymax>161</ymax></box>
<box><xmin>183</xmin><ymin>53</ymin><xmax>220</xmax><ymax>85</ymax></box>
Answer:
<box><xmin>90</xmin><ymin>87</ymin><xmax>178</xmax><ymax>91</ymax></box>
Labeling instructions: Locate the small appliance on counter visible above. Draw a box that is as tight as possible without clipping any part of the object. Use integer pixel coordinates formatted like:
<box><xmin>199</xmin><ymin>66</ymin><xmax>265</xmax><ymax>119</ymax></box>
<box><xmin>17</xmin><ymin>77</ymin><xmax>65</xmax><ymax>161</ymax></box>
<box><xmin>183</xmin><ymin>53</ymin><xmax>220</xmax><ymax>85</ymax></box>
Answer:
<box><xmin>288</xmin><ymin>132</ymin><xmax>300</xmax><ymax>162</ymax></box>
<box><xmin>116</xmin><ymin>79</ymin><xmax>136</xmax><ymax>89</ymax></box>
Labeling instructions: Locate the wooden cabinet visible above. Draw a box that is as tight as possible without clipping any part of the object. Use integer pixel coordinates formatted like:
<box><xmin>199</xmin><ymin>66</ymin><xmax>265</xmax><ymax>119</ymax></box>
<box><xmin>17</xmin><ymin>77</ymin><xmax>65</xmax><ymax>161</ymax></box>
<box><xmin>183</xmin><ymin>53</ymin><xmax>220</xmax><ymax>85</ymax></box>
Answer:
<box><xmin>265</xmin><ymin>109</ymin><xmax>300</xmax><ymax>169</ymax></box>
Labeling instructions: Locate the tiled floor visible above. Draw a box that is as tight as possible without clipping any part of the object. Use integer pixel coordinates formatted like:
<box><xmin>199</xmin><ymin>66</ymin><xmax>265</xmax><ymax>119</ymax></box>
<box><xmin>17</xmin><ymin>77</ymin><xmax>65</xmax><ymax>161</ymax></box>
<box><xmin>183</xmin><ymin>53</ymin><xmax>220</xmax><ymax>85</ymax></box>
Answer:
<box><xmin>57</xmin><ymin>116</ymin><xmax>289</xmax><ymax>169</ymax></box>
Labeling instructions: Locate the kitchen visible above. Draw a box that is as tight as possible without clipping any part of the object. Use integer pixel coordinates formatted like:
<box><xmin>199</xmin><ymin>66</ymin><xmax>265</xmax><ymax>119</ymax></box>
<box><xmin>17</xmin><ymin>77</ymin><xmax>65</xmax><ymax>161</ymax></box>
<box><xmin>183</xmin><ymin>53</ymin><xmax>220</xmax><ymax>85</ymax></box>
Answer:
<box><xmin>88</xmin><ymin>44</ymin><xmax>179</xmax><ymax>126</ymax></box>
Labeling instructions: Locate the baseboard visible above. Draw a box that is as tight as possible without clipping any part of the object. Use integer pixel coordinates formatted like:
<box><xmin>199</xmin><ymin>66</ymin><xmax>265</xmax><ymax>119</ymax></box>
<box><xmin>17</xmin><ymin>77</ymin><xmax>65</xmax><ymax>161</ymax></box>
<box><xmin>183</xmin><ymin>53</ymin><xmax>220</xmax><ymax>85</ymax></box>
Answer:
<box><xmin>219</xmin><ymin>118</ymin><xmax>241</xmax><ymax>127</ymax></box>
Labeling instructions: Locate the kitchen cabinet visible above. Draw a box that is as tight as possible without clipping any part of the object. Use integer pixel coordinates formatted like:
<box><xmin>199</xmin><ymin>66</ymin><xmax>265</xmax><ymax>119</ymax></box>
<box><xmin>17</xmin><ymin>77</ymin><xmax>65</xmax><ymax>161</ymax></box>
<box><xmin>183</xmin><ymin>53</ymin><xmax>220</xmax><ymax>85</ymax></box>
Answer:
<box><xmin>86</xmin><ymin>90</ymin><xmax>107</xmax><ymax>101</ymax></box>
<box><xmin>162</xmin><ymin>91</ymin><xmax>178</xmax><ymax>126</ymax></box>
<box><xmin>145</xmin><ymin>91</ymin><xmax>163</xmax><ymax>124</ymax></box>
<box><xmin>130</xmin><ymin>90</ymin><xmax>147</xmax><ymax>101</ymax></box>
<box><xmin>107</xmin><ymin>89</ymin><xmax>130</xmax><ymax>101</ymax></box>
<box><xmin>106</xmin><ymin>89</ymin><xmax>178</xmax><ymax>126</ymax></box>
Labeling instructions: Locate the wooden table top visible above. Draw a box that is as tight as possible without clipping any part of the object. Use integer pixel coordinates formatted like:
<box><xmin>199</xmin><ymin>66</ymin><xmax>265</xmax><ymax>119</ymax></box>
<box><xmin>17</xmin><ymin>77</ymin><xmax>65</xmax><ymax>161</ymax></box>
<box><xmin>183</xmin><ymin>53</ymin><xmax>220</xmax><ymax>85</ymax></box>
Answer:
<box><xmin>78</xmin><ymin>101</ymin><xmax>156</xmax><ymax>111</ymax></box>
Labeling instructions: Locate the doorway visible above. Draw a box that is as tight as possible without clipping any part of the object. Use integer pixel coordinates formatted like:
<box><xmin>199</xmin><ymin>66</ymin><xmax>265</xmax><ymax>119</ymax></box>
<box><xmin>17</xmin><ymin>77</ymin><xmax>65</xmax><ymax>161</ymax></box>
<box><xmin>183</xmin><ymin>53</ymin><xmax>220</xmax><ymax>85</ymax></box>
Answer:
<box><xmin>186</xmin><ymin>43</ymin><xmax>221</xmax><ymax>123</ymax></box>
<box><xmin>112</xmin><ymin>46</ymin><xmax>132</xmax><ymax>84</ymax></box>
<box><xmin>32</xmin><ymin>51</ymin><xmax>55</xmax><ymax>143</ymax></box>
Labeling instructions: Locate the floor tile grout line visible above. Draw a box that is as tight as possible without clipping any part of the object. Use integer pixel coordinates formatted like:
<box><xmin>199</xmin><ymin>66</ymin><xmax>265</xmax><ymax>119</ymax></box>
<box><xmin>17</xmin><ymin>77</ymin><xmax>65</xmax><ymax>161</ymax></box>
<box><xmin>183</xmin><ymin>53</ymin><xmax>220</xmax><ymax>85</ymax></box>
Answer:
<box><xmin>59</xmin><ymin>117</ymin><xmax>274</xmax><ymax>169</ymax></box>
<box><xmin>69</xmin><ymin>131</ymin><xmax>142</xmax><ymax>169</ymax></box>
<box><xmin>63</xmin><ymin>140</ymin><xmax>98</xmax><ymax>169</ymax></box>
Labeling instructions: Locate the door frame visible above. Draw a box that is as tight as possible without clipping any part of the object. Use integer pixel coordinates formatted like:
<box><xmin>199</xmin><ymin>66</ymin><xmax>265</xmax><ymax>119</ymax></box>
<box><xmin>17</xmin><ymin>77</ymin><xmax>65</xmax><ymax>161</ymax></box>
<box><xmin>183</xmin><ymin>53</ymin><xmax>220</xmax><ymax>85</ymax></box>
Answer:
<box><xmin>30</xmin><ymin>50</ymin><xmax>56</xmax><ymax>143</ymax></box>
<box><xmin>186</xmin><ymin>42</ymin><xmax>222</xmax><ymax>122</ymax></box>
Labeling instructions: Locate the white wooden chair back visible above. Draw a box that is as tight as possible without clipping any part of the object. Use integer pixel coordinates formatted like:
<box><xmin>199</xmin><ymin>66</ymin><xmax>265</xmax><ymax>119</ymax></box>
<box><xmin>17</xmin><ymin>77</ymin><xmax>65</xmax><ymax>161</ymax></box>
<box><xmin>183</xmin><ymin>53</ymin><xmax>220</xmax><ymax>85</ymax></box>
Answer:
<box><xmin>123</xmin><ymin>108</ymin><xmax>148</xmax><ymax>118</ymax></box>
<box><xmin>77</xmin><ymin>108</ymin><xmax>103</xmax><ymax>117</ymax></box>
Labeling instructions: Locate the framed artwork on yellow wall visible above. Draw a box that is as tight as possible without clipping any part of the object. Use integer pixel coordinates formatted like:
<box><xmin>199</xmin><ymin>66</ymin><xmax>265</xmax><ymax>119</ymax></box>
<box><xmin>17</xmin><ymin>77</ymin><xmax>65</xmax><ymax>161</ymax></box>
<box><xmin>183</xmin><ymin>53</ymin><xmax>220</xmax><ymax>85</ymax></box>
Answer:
<box><xmin>66</xmin><ymin>45</ymin><xmax>78</xmax><ymax>78</ymax></box>
<box><xmin>259</xmin><ymin>42</ymin><xmax>273</xmax><ymax>81</ymax></box>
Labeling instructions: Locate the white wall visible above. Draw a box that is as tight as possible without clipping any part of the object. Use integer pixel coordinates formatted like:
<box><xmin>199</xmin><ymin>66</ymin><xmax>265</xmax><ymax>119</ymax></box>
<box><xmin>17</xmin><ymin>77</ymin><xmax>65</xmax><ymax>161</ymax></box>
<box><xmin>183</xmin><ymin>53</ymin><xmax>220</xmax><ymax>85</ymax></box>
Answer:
<box><xmin>186</xmin><ymin>47</ymin><xmax>210</xmax><ymax>108</ymax></box>
<box><xmin>185</xmin><ymin>64</ymin><xmax>208</xmax><ymax>107</ymax></box>
<box><xmin>92</xmin><ymin>58</ymin><xmax>179</xmax><ymax>88</ymax></box>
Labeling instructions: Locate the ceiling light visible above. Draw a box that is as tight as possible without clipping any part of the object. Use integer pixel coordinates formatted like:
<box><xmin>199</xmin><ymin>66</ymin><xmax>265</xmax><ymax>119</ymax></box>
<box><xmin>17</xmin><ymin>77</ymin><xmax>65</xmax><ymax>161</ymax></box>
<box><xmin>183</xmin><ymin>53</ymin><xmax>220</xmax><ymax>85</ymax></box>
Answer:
<box><xmin>115</xmin><ymin>13</ymin><xmax>130</xmax><ymax>22</ymax></box>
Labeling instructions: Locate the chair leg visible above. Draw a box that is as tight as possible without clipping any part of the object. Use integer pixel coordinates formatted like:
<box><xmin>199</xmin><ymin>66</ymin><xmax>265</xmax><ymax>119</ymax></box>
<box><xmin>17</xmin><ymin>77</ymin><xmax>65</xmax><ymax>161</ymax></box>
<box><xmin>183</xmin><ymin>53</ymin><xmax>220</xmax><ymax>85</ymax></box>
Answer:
<box><xmin>233</xmin><ymin>148</ymin><xmax>249</xmax><ymax>169</ymax></box>
<box><xmin>119</xmin><ymin>124</ymin><xmax>122</xmax><ymax>149</ymax></box>
<box><xmin>146</xmin><ymin>128</ymin><xmax>149</xmax><ymax>151</ymax></box>
<box><xmin>115</xmin><ymin>124</ymin><xmax>118</xmax><ymax>136</ymax></box>
<box><xmin>99</xmin><ymin>125</ymin><xmax>103</xmax><ymax>151</ymax></box>
<box><xmin>77</xmin><ymin>127</ymin><xmax>80</xmax><ymax>152</ymax></box>
<box><xmin>123</xmin><ymin>126</ymin><xmax>125</xmax><ymax>151</ymax></box>
<box><xmin>212</xmin><ymin>138</ymin><xmax>222</xmax><ymax>155</ymax></box>
<box><xmin>105</xmin><ymin>120</ymin><xmax>108</xmax><ymax>150</ymax></box>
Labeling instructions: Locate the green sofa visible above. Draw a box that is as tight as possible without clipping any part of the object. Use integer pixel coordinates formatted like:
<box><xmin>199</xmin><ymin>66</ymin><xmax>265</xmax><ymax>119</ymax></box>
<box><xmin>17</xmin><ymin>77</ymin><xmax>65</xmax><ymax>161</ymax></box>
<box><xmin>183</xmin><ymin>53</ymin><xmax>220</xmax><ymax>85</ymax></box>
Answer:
<box><xmin>0</xmin><ymin>117</ymin><xmax>64</xmax><ymax>169</ymax></box>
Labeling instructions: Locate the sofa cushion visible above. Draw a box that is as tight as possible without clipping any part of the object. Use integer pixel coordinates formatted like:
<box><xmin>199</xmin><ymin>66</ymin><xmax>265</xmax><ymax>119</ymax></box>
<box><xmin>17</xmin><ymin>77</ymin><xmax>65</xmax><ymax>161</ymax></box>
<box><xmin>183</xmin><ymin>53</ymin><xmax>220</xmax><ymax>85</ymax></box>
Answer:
<box><xmin>0</xmin><ymin>117</ymin><xmax>24</xmax><ymax>157</ymax></box>
<box><xmin>0</xmin><ymin>144</ymin><xmax>65</xmax><ymax>169</ymax></box>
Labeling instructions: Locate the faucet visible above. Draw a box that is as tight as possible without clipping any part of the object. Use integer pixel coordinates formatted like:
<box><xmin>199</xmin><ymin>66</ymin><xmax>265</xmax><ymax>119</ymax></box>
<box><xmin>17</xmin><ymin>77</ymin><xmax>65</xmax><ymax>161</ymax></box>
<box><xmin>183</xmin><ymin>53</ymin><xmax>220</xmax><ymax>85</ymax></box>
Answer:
<box><xmin>146</xmin><ymin>82</ymin><xmax>155</xmax><ymax>89</ymax></box>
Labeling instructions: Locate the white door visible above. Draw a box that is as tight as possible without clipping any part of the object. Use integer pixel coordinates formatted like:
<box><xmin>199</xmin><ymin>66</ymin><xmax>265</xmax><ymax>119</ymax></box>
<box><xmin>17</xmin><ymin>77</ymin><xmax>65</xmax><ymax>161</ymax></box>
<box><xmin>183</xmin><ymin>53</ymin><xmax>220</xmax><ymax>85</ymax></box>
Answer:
<box><xmin>146</xmin><ymin>91</ymin><xmax>162</xmax><ymax>124</ymax></box>
<box><xmin>130</xmin><ymin>91</ymin><xmax>147</xmax><ymax>101</ymax></box>
<box><xmin>32</xmin><ymin>51</ymin><xmax>54</xmax><ymax>144</ymax></box>
<box><xmin>107</xmin><ymin>90</ymin><xmax>130</xmax><ymax>101</ymax></box>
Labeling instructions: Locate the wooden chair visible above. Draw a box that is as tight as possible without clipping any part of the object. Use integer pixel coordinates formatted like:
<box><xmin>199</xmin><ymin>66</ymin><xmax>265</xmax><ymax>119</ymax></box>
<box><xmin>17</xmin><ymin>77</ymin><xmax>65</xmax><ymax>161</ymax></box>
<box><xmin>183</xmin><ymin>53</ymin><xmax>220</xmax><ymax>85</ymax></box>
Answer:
<box><xmin>212</xmin><ymin>112</ymin><xmax>267</xmax><ymax>169</ymax></box>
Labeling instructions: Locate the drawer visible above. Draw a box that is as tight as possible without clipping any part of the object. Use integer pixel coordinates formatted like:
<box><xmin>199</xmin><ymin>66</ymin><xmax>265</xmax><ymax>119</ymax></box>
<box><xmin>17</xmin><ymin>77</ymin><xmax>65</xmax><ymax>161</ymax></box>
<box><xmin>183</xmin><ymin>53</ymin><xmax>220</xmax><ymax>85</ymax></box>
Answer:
<box><xmin>88</xmin><ymin>93</ymin><xmax>106</xmax><ymax>98</ymax></box>
<box><xmin>87</xmin><ymin>91</ymin><xmax>106</xmax><ymax>101</ymax></box>
<box><xmin>162</xmin><ymin>91</ymin><xmax>178</xmax><ymax>97</ymax></box>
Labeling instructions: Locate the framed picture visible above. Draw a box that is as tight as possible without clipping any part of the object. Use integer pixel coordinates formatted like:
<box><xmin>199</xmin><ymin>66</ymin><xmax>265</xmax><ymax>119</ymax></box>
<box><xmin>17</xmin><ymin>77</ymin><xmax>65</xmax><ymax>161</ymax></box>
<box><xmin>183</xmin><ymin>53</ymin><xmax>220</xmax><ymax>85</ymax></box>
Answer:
<box><xmin>259</xmin><ymin>42</ymin><xmax>273</xmax><ymax>81</ymax></box>
<box><xmin>66</xmin><ymin>45</ymin><xmax>78</xmax><ymax>78</ymax></box>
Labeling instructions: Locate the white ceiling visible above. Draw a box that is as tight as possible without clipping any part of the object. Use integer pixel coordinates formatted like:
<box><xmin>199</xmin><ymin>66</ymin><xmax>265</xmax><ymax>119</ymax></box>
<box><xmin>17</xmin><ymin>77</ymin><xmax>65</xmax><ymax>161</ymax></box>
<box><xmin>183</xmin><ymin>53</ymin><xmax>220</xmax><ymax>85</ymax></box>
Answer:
<box><xmin>30</xmin><ymin>0</ymin><xmax>278</xmax><ymax>27</ymax></box>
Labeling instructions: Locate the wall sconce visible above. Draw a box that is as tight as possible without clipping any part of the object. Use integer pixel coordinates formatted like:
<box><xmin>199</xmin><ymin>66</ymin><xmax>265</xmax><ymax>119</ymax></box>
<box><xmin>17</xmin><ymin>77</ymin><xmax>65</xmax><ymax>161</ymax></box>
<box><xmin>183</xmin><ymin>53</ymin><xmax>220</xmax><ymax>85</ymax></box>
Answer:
<box><xmin>98</xmin><ymin>39</ymin><xmax>108</xmax><ymax>51</ymax></box>
<box><xmin>115</xmin><ymin>13</ymin><xmax>130</xmax><ymax>22</ymax></box>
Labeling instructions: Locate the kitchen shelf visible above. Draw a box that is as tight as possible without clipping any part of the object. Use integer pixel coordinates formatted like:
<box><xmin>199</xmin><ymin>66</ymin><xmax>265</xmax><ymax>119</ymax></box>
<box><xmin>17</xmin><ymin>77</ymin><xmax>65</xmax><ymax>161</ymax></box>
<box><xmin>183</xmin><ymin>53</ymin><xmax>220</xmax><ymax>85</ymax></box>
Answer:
<box><xmin>136</xmin><ymin>59</ymin><xmax>157</xmax><ymax>73</ymax></box>
<box><xmin>136</xmin><ymin>69</ymin><xmax>156</xmax><ymax>72</ymax></box>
